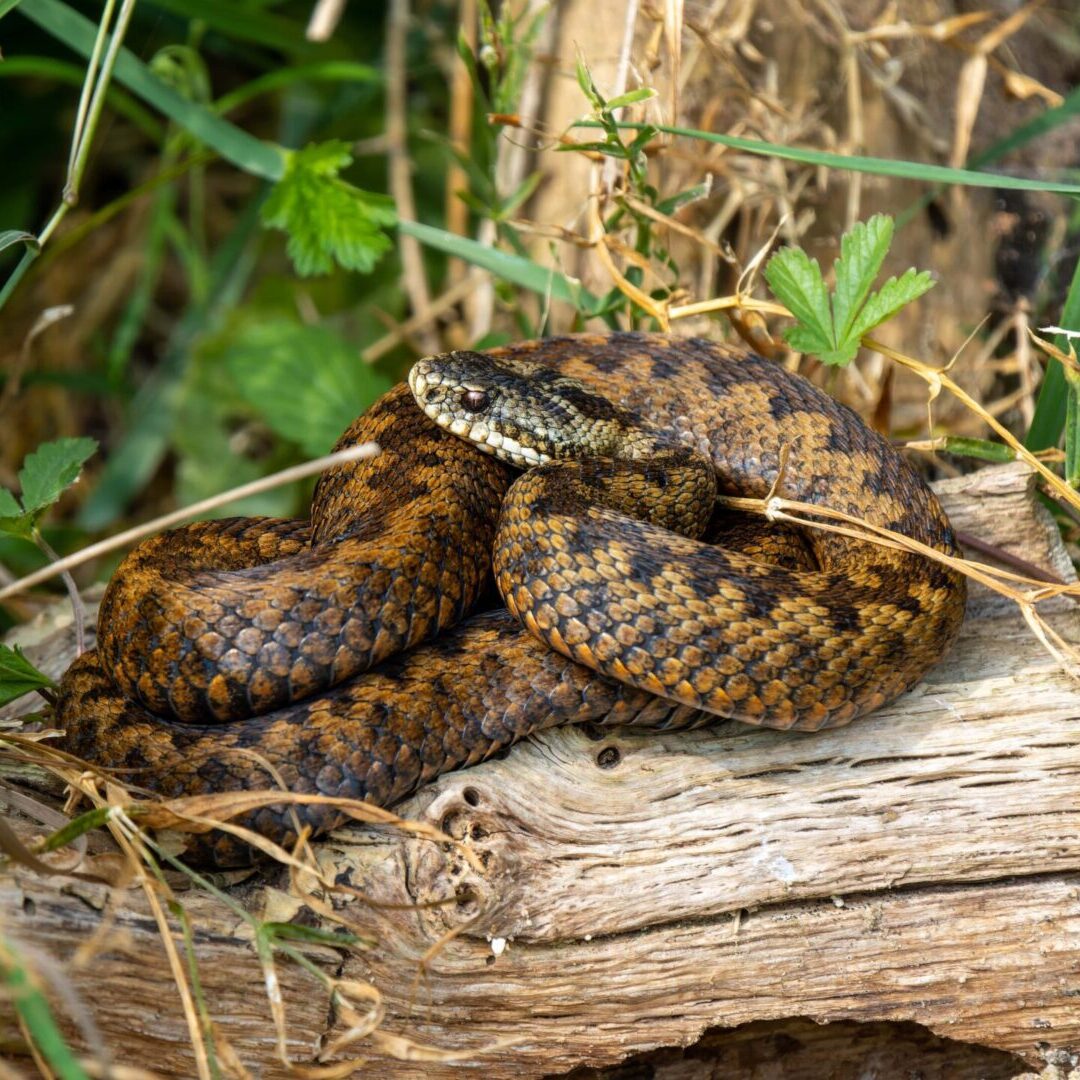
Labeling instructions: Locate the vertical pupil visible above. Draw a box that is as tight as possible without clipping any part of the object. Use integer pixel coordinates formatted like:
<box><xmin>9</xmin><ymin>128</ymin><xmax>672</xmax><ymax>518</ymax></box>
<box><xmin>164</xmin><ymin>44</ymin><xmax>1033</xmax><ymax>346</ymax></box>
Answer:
<box><xmin>462</xmin><ymin>390</ymin><xmax>489</xmax><ymax>413</ymax></box>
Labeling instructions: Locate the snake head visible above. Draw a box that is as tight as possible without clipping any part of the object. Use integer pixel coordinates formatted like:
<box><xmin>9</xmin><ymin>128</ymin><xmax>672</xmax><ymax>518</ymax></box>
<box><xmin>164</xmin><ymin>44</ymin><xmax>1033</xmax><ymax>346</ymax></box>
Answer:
<box><xmin>409</xmin><ymin>350</ymin><xmax>650</xmax><ymax>468</ymax></box>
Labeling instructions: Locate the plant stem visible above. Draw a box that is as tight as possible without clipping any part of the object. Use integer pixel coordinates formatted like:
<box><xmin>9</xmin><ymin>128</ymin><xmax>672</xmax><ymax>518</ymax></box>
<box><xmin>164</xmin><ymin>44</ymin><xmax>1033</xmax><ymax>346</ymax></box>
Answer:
<box><xmin>0</xmin><ymin>0</ymin><xmax>138</xmax><ymax>314</ymax></box>
<box><xmin>32</xmin><ymin>530</ymin><xmax>86</xmax><ymax>656</ymax></box>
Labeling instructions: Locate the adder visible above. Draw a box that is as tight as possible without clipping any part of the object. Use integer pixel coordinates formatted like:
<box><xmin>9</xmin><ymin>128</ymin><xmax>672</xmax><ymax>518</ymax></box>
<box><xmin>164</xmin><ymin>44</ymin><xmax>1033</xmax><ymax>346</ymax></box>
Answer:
<box><xmin>56</xmin><ymin>333</ymin><xmax>966</xmax><ymax>865</ymax></box>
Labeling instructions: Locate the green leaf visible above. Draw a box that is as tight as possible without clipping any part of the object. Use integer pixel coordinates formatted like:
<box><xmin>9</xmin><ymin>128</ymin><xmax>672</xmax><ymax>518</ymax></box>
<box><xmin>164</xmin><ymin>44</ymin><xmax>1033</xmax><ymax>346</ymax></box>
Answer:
<box><xmin>846</xmin><ymin>268</ymin><xmax>935</xmax><ymax>344</ymax></box>
<box><xmin>40</xmin><ymin>806</ymin><xmax>115</xmax><ymax>852</ymax></box>
<box><xmin>938</xmin><ymin>437</ymin><xmax>1016</xmax><ymax>464</ymax></box>
<box><xmin>0</xmin><ymin>230</ymin><xmax>40</xmax><ymax>255</ymax></box>
<box><xmin>0</xmin><ymin>644</ymin><xmax>56</xmax><ymax>707</ymax></box>
<box><xmin>260</xmin><ymin>922</ymin><xmax>371</xmax><ymax>950</ymax></box>
<box><xmin>764</xmin><ymin>247</ymin><xmax>834</xmax><ymax>349</ymax></box>
<box><xmin>656</xmin><ymin>181</ymin><xmax>712</xmax><ymax>216</ymax></box>
<box><xmin>785</xmin><ymin>322</ymin><xmax>841</xmax><ymax>359</ymax></box>
<box><xmin>17</xmin><ymin>436</ymin><xmax>97</xmax><ymax>516</ymax></box>
<box><xmin>831</xmin><ymin>214</ymin><xmax>892</xmax><ymax>345</ymax></box>
<box><xmin>400</xmin><ymin>220</ymin><xmax>603</xmax><ymax>313</ymax></box>
<box><xmin>260</xmin><ymin>141</ymin><xmax>396</xmax><ymax>276</ymax></box>
<box><xmin>1028</xmin><ymin>254</ymin><xmax>1080</xmax><ymax>452</ymax></box>
<box><xmin>574</xmin><ymin>119</ymin><xmax>1080</xmax><ymax>196</ymax></box>
<box><xmin>0</xmin><ymin>931</ymin><xmax>90</xmax><ymax>1080</ymax></box>
<box><xmin>606</xmin><ymin>87</ymin><xmax>657</xmax><ymax>111</ymax></box>
<box><xmin>575</xmin><ymin>57</ymin><xmax>605</xmax><ymax>113</ymax></box>
<box><xmin>0</xmin><ymin>489</ymin><xmax>21</xmax><ymax>517</ymax></box>
<box><xmin>223</xmin><ymin>319</ymin><xmax>392</xmax><ymax>456</ymax></box>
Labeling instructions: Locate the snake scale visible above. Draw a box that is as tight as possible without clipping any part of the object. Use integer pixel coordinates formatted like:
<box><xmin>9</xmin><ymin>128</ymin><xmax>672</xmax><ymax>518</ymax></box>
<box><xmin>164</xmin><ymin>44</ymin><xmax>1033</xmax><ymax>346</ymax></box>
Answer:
<box><xmin>55</xmin><ymin>334</ymin><xmax>966</xmax><ymax>865</ymax></box>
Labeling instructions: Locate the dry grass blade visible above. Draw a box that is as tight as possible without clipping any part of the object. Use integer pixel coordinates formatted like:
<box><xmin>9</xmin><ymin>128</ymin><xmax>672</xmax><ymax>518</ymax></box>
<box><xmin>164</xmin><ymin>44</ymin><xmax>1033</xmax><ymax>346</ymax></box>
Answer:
<box><xmin>97</xmin><ymin>808</ymin><xmax>218</xmax><ymax>1080</ymax></box>
<box><xmin>865</xmin><ymin>336</ymin><xmax>1080</xmax><ymax>515</ymax></box>
<box><xmin>588</xmin><ymin>197</ymin><xmax>670</xmax><ymax>327</ymax></box>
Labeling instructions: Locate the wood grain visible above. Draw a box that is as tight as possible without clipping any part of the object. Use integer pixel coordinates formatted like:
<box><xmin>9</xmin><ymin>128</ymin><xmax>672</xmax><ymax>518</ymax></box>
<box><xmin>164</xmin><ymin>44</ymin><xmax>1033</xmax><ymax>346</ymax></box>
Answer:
<box><xmin>1</xmin><ymin>462</ymin><xmax>1078</xmax><ymax>1078</ymax></box>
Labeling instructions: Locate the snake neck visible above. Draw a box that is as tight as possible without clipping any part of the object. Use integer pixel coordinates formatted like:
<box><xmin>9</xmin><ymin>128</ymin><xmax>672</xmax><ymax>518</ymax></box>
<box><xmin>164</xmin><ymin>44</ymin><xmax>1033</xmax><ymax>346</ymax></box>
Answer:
<box><xmin>510</xmin><ymin>448</ymin><xmax>717</xmax><ymax>540</ymax></box>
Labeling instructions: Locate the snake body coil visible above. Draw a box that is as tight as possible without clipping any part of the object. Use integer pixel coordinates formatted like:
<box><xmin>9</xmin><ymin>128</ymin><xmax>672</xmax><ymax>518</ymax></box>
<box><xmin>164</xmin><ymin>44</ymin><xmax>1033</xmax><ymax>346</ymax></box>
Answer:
<box><xmin>56</xmin><ymin>334</ymin><xmax>966</xmax><ymax>865</ymax></box>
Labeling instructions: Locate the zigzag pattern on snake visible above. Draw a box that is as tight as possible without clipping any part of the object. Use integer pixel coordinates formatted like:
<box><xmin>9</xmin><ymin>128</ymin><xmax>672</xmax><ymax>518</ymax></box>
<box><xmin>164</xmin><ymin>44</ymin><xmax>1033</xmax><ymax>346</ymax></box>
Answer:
<box><xmin>55</xmin><ymin>334</ymin><xmax>966</xmax><ymax>865</ymax></box>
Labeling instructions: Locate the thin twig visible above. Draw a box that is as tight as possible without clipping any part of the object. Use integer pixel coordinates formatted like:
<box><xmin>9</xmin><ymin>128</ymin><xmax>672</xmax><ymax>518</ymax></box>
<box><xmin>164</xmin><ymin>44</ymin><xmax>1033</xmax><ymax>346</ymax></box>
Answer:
<box><xmin>306</xmin><ymin>0</ymin><xmax>346</xmax><ymax>41</ymax></box>
<box><xmin>362</xmin><ymin>270</ymin><xmax>485</xmax><ymax>364</ymax></box>
<box><xmin>32</xmin><ymin>531</ymin><xmax>87</xmax><ymax>656</ymax></box>
<box><xmin>602</xmin><ymin>0</ymin><xmax>641</xmax><ymax>193</ymax></box>
<box><xmin>955</xmin><ymin>529</ymin><xmax>1067</xmax><ymax>586</ymax></box>
<box><xmin>865</xmin><ymin>335</ymin><xmax>1080</xmax><ymax>515</ymax></box>
<box><xmin>0</xmin><ymin>443</ymin><xmax>379</xmax><ymax>602</ymax></box>
<box><xmin>444</xmin><ymin>0</ymin><xmax>477</xmax><ymax>284</ymax></box>
<box><xmin>386</xmin><ymin>0</ymin><xmax>439</xmax><ymax>354</ymax></box>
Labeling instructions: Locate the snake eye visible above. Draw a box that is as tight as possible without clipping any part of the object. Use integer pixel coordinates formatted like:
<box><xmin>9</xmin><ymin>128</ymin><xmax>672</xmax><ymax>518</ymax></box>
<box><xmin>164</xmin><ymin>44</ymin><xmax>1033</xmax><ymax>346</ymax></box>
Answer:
<box><xmin>461</xmin><ymin>389</ymin><xmax>490</xmax><ymax>413</ymax></box>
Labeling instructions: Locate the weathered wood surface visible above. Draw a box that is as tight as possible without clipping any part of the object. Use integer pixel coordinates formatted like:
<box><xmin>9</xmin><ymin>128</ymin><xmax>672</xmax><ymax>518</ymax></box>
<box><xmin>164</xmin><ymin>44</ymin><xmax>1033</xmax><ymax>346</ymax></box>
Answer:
<box><xmin>2</xmin><ymin>462</ymin><xmax>1078</xmax><ymax>1078</ymax></box>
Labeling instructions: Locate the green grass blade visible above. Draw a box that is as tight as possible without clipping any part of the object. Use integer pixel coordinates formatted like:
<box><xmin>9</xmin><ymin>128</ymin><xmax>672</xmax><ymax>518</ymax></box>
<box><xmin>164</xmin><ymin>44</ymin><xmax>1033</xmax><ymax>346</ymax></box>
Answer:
<box><xmin>1066</xmin><ymin>376</ymin><xmax>1080</xmax><ymax>487</ymax></box>
<box><xmin>0</xmin><ymin>230</ymin><xmax>40</xmax><ymax>255</ymax></box>
<box><xmin>573</xmin><ymin>120</ymin><xmax>1080</xmax><ymax>196</ymax></box>
<box><xmin>18</xmin><ymin>0</ymin><xmax>285</xmax><ymax>180</ymax></box>
<box><xmin>1026</xmin><ymin>252</ymin><xmax>1080</xmax><ymax>451</ymax></box>
<box><xmin>969</xmin><ymin>84</ymin><xmax>1080</xmax><ymax>171</ymax></box>
<box><xmin>0</xmin><ymin>935</ymin><xmax>91</xmax><ymax>1080</ymax></box>
<box><xmin>400</xmin><ymin>221</ymin><xmax>602</xmax><ymax>312</ymax></box>
<box><xmin>0</xmin><ymin>0</ymin><xmax>23</xmax><ymax>18</ymax></box>
<box><xmin>938</xmin><ymin>437</ymin><xmax>1016</xmax><ymax>464</ymax></box>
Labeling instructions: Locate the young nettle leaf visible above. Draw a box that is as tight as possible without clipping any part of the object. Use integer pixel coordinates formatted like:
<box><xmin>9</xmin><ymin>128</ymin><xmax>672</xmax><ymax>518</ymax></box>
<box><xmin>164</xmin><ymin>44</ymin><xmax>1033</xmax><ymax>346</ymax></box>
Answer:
<box><xmin>762</xmin><ymin>248</ymin><xmax>834</xmax><ymax>356</ymax></box>
<box><xmin>831</xmin><ymin>214</ymin><xmax>893</xmax><ymax>345</ymax></box>
<box><xmin>846</xmin><ymin>267</ymin><xmax>935</xmax><ymax>344</ymax></box>
<box><xmin>0</xmin><ymin>436</ymin><xmax>97</xmax><ymax>538</ymax></box>
<box><xmin>18</xmin><ymin>437</ymin><xmax>98</xmax><ymax>515</ymax></box>
<box><xmin>261</xmin><ymin>141</ymin><xmax>397</xmax><ymax>277</ymax></box>
<box><xmin>764</xmin><ymin>213</ymin><xmax>936</xmax><ymax>366</ymax></box>
<box><xmin>0</xmin><ymin>644</ymin><xmax>56</xmax><ymax>708</ymax></box>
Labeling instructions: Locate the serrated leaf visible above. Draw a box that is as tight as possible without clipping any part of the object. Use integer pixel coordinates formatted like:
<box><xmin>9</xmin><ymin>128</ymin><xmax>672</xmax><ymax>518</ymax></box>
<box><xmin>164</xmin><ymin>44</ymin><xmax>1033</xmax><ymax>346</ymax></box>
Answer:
<box><xmin>831</xmin><ymin>213</ymin><xmax>892</xmax><ymax>345</ymax></box>
<box><xmin>846</xmin><ymin>268</ymin><xmax>936</xmax><ymax>344</ymax></box>
<box><xmin>784</xmin><ymin>322</ymin><xmax>838</xmax><ymax>358</ymax></box>
<box><xmin>0</xmin><ymin>489</ymin><xmax>21</xmax><ymax>517</ymax></box>
<box><xmin>17</xmin><ymin>437</ymin><xmax>98</xmax><ymax>516</ymax></box>
<box><xmin>260</xmin><ymin>141</ymin><xmax>396</xmax><ymax>277</ymax></box>
<box><xmin>0</xmin><ymin>644</ymin><xmax>56</xmax><ymax>707</ymax></box>
<box><xmin>223</xmin><ymin>319</ymin><xmax>392</xmax><ymax>456</ymax></box>
<box><xmin>816</xmin><ymin>341</ymin><xmax>861</xmax><ymax>367</ymax></box>
<box><xmin>764</xmin><ymin>248</ymin><xmax>835</xmax><ymax>350</ymax></box>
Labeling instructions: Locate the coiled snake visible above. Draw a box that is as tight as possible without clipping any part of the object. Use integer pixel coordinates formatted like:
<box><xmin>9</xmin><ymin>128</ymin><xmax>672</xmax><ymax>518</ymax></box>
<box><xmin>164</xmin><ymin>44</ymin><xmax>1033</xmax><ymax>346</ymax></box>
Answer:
<box><xmin>56</xmin><ymin>334</ymin><xmax>966</xmax><ymax>865</ymax></box>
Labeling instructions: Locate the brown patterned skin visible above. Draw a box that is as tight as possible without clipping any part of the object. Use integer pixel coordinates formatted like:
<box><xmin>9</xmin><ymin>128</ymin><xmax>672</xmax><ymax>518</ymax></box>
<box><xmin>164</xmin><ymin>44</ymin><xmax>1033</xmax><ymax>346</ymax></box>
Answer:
<box><xmin>413</xmin><ymin>336</ymin><xmax>966</xmax><ymax>729</ymax></box>
<box><xmin>55</xmin><ymin>334</ymin><xmax>966</xmax><ymax>866</ymax></box>
<box><xmin>94</xmin><ymin>384</ymin><xmax>511</xmax><ymax>722</ymax></box>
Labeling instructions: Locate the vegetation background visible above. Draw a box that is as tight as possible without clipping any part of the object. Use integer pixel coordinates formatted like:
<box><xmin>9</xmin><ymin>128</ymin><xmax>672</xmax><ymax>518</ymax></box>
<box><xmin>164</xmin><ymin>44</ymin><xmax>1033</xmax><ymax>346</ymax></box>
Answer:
<box><xmin>1</xmin><ymin>0</ymin><xmax>1080</xmax><ymax>1075</ymax></box>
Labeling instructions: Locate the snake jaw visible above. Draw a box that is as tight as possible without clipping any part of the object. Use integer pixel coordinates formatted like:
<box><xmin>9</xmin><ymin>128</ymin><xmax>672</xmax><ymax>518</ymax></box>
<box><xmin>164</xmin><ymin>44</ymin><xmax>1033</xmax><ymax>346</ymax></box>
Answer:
<box><xmin>410</xmin><ymin>356</ymin><xmax>551</xmax><ymax>468</ymax></box>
